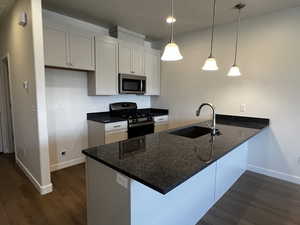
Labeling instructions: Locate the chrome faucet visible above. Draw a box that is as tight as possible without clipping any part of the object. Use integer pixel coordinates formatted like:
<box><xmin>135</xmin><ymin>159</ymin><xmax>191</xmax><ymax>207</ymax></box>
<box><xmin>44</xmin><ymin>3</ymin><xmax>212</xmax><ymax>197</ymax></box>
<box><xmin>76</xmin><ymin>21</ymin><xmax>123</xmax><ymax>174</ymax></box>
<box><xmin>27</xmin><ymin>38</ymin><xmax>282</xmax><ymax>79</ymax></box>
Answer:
<box><xmin>196</xmin><ymin>103</ymin><xmax>217</xmax><ymax>135</ymax></box>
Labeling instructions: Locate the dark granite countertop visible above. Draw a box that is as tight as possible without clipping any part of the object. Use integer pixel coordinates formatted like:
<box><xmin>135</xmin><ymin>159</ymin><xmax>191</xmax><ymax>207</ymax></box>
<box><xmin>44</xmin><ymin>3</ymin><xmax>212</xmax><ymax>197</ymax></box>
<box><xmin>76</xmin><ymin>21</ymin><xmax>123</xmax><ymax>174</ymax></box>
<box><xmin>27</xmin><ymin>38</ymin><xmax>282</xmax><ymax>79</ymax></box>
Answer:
<box><xmin>82</xmin><ymin>115</ymin><xmax>269</xmax><ymax>194</ymax></box>
<box><xmin>87</xmin><ymin>108</ymin><xmax>168</xmax><ymax>123</ymax></box>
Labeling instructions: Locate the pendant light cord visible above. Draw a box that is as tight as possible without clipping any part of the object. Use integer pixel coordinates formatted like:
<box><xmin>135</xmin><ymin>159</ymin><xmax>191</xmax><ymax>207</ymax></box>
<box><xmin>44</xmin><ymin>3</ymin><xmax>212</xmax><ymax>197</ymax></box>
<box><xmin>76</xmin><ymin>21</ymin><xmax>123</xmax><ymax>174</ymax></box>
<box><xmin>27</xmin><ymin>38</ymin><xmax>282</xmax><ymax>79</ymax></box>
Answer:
<box><xmin>210</xmin><ymin>0</ymin><xmax>217</xmax><ymax>57</ymax></box>
<box><xmin>170</xmin><ymin>0</ymin><xmax>174</xmax><ymax>42</ymax></box>
<box><xmin>234</xmin><ymin>8</ymin><xmax>241</xmax><ymax>65</ymax></box>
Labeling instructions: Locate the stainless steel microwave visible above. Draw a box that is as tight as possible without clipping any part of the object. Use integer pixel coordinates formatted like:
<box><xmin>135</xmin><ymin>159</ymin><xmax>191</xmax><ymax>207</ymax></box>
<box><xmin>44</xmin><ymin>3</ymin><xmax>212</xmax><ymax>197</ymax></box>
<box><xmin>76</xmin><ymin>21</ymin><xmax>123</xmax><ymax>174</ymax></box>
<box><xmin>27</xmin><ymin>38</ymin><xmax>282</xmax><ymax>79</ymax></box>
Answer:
<box><xmin>119</xmin><ymin>74</ymin><xmax>146</xmax><ymax>94</ymax></box>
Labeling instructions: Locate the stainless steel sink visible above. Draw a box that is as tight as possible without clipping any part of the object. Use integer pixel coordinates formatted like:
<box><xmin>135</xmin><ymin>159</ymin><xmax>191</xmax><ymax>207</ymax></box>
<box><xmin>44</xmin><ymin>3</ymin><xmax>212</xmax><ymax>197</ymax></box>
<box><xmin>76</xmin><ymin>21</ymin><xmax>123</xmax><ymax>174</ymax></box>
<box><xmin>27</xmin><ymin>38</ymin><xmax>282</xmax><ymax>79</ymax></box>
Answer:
<box><xmin>169</xmin><ymin>126</ymin><xmax>213</xmax><ymax>139</ymax></box>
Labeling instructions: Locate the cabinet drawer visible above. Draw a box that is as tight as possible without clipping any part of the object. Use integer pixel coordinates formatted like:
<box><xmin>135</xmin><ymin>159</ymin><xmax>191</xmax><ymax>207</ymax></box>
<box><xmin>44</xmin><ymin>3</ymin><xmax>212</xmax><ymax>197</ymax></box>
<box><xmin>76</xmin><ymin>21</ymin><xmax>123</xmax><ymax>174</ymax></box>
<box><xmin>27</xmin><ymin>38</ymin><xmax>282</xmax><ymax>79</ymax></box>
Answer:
<box><xmin>105</xmin><ymin>121</ymin><xmax>128</xmax><ymax>132</ymax></box>
<box><xmin>105</xmin><ymin>132</ymin><xmax>128</xmax><ymax>144</ymax></box>
<box><xmin>154</xmin><ymin>115</ymin><xmax>168</xmax><ymax>124</ymax></box>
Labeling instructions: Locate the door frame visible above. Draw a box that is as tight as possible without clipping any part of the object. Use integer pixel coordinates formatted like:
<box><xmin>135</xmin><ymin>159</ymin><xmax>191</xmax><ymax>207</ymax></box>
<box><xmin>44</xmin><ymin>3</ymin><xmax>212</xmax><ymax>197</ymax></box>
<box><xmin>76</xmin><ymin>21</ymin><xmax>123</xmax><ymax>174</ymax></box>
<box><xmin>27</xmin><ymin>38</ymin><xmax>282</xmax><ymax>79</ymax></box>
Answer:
<box><xmin>0</xmin><ymin>53</ymin><xmax>16</xmax><ymax>154</ymax></box>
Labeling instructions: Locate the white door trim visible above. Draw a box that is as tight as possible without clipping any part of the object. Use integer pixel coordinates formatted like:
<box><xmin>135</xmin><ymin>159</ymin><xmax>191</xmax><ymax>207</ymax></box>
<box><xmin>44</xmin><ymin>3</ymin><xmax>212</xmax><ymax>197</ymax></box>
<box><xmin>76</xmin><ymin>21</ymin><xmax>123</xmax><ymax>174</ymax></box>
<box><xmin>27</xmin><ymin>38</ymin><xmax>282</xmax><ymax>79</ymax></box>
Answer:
<box><xmin>0</xmin><ymin>53</ymin><xmax>16</xmax><ymax>154</ymax></box>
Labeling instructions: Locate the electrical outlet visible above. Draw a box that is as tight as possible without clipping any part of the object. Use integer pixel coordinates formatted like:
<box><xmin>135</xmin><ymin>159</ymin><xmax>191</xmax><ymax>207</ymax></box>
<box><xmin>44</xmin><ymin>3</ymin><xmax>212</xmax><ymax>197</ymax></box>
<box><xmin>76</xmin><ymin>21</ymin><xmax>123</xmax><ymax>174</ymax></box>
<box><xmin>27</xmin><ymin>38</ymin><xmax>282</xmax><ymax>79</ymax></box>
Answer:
<box><xmin>116</xmin><ymin>173</ymin><xmax>128</xmax><ymax>189</ymax></box>
<box><xmin>240</xmin><ymin>104</ymin><xmax>246</xmax><ymax>113</ymax></box>
<box><xmin>59</xmin><ymin>150</ymin><xmax>67</xmax><ymax>160</ymax></box>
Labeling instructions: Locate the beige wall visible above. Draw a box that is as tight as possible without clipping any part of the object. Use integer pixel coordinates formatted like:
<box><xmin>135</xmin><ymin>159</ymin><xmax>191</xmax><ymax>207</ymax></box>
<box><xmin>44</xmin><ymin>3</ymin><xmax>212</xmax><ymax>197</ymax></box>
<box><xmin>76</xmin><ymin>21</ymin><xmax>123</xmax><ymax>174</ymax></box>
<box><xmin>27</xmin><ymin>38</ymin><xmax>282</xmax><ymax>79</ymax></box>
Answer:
<box><xmin>153</xmin><ymin>7</ymin><xmax>300</xmax><ymax>183</ymax></box>
<box><xmin>0</xmin><ymin>0</ymin><xmax>51</xmax><ymax>194</ymax></box>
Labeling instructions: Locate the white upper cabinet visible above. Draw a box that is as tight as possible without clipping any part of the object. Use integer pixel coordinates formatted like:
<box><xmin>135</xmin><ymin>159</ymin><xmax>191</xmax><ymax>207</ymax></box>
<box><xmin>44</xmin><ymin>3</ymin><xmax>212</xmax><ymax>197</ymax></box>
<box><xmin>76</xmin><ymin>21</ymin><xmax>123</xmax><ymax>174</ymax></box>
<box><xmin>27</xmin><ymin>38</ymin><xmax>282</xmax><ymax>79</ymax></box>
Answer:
<box><xmin>118</xmin><ymin>42</ymin><xmax>132</xmax><ymax>74</ymax></box>
<box><xmin>69</xmin><ymin>32</ymin><xmax>95</xmax><ymax>71</ymax></box>
<box><xmin>132</xmin><ymin>46</ymin><xmax>145</xmax><ymax>75</ymax></box>
<box><xmin>119</xmin><ymin>41</ymin><xmax>145</xmax><ymax>75</ymax></box>
<box><xmin>44</xmin><ymin>26</ymin><xmax>68</xmax><ymax>68</ymax></box>
<box><xmin>44</xmin><ymin>26</ymin><xmax>95</xmax><ymax>71</ymax></box>
<box><xmin>88</xmin><ymin>36</ymin><xmax>119</xmax><ymax>96</ymax></box>
<box><xmin>145</xmin><ymin>48</ymin><xmax>161</xmax><ymax>96</ymax></box>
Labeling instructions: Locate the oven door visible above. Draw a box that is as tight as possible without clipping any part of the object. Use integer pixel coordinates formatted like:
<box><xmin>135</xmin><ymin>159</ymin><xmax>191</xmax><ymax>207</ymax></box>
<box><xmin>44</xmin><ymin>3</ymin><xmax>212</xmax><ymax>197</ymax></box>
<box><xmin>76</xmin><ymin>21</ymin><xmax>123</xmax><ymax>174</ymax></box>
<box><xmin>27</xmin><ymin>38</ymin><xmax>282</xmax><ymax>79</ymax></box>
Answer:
<box><xmin>119</xmin><ymin>74</ymin><xmax>146</xmax><ymax>94</ymax></box>
<box><xmin>128</xmin><ymin>121</ymin><xmax>154</xmax><ymax>139</ymax></box>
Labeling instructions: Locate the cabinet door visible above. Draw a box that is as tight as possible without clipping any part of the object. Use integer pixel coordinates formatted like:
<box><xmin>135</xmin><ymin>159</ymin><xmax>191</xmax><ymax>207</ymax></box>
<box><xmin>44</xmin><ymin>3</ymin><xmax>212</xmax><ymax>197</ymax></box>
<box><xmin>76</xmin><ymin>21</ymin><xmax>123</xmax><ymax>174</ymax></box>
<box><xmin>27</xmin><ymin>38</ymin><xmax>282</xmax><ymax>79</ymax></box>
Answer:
<box><xmin>105</xmin><ymin>132</ymin><xmax>128</xmax><ymax>144</ymax></box>
<box><xmin>91</xmin><ymin>37</ymin><xmax>118</xmax><ymax>95</ymax></box>
<box><xmin>154</xmin><ymin>124</ymin><xmax>169</xmax><ymax>133</ymax></box>
<box><xmin>44</xmin><ymin>26</ymin><xmax>68</xmax><ymax>68</ymax></box>
<box><xmin>119</xmin><ymin>42</ymin><xmax>132</xmax><ymax>74</ymax></box>
<box><xmin>145</xmin><ymin>49</ymin><xmax>161</xmax><ymax>95</ymax></box>
<box><xmin>69</xmin><ymin>32</ymin><xmax>95</xmax><ymax>71</ymax></box>
<box><xmin>132</xmin><ymin>46</ymin><xmax>145</xmax><ymax>75</ymax></box>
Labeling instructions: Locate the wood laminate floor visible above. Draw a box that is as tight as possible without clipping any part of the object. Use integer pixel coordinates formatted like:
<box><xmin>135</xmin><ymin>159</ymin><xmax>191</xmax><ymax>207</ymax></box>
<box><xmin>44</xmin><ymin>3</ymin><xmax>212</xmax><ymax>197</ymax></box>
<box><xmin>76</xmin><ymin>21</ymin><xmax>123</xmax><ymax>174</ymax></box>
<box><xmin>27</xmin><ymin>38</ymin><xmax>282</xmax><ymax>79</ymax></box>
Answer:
<box><xmin>0</xmin><ymin>154</ymin><xmax>299</xmax><ymax>225</ymax></box>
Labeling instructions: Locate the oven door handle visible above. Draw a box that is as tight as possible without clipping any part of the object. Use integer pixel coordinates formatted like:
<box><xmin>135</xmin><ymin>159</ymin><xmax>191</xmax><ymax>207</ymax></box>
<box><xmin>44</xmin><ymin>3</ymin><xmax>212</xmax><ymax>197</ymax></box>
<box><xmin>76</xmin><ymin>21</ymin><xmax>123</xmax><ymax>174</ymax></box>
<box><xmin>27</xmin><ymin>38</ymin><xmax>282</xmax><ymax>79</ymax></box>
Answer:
<box><xmin>129</xmin><ymin>121</ymin><xmax>154</xmax><ymax>128</ymax></box>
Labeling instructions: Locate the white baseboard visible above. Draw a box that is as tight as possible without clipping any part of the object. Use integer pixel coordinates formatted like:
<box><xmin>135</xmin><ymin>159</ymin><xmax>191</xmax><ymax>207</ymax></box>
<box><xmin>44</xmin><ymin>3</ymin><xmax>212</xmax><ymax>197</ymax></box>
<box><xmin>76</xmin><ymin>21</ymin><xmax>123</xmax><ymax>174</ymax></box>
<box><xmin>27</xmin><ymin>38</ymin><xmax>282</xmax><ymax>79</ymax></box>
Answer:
<box><xmin>50</xmin><ymin>157</ymin><xmax>86</xmax><ymax>172</ymax></box>
<box><xmin>16</xmin><ymin>157</ymin><xmax>53</xmax><ymax>195</ymax></box>
<box><xmin>248</xmin><ymin>164</ymin><xmax>300</xmax><ymax>185</ymax></box>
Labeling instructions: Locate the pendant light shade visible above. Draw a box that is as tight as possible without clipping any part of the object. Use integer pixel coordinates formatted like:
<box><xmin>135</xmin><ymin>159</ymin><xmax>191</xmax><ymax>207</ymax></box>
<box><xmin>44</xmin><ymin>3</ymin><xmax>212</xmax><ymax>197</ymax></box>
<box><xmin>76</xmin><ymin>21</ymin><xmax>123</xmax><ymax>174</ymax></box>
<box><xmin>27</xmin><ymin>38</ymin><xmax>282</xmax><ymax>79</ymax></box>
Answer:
<box><xmin>161</xmin><ymin>0</ymin><xmax>183</xmax><ymax>61</ymax></box>
<box><xmin>202</xmin><ymin>57</ymin><xmax>218</xmax><ymax>71</ymax></box>
<box><xmin>228</xmin><ymin>65</ymin><xmax>241</xmax><ymax>76</ymax></box>
<box><xmin>227</xmin><ymin>3</ymin><xmax>245</xmax><ymax>77</ymax></box>
<box><xmin>161</xmin><ymin>42</ymin><xmax>183</xmax><ymax>61</ymax></box>
<box><xmin>202</xmin><ymin>0</ymin><xmax>218</xmax><ymax>71</ymax></box>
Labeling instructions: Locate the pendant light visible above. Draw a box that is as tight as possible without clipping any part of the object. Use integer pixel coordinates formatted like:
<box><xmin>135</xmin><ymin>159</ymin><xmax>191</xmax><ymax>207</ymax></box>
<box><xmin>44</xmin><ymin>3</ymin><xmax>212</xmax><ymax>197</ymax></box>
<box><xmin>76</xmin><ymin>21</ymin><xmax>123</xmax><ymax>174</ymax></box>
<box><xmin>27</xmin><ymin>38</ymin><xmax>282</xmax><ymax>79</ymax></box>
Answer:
<box><xmin>161</xmin><ymin>0</ymin><xmax>183</xmax><ymax>61</ymax></box>
<box><xmin>228</xmin><ymin>3</ymin><xmax>245</xmax><ymax>76</ymax></box>
<box><xmin>202</xmin><ymin>0</ymin><xmax>218</xmax><ymax>71</ymax></box>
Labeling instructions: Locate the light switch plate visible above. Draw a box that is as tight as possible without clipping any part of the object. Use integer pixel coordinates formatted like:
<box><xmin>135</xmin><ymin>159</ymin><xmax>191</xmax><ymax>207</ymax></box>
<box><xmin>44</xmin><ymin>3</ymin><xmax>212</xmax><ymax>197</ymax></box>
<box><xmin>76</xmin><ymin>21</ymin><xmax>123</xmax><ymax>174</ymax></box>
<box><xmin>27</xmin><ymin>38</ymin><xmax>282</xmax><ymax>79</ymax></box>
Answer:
<box><xmin>116</xmin><ymin>173</ymin><xmax>128</xmax><ymax>189</ymax></box>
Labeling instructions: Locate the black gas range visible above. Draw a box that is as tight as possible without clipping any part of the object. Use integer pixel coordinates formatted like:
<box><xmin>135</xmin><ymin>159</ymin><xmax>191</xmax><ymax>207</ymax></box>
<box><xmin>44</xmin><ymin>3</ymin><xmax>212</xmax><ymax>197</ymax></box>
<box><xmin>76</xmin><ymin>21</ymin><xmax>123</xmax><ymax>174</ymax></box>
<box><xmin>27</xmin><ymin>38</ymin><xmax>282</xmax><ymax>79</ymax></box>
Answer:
<box><xmin>110</xmin><ymin>102</ymin><xmax>154</xmax><ymax>138</ymax></box>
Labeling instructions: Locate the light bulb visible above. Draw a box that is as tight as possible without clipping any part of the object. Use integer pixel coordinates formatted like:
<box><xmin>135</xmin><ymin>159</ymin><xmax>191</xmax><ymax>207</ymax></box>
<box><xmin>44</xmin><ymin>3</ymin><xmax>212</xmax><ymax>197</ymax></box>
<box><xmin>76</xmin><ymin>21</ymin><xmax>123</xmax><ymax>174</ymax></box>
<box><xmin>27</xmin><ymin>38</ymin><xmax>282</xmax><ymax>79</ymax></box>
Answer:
<box><xmin>161</xmin><ymin>42</ymin><xmax>183</xmax><ymax>61</ymax></box>
<box><xmin>166</xmin><ymin>16</ymin><xmax>176</xmax><ymax>24</ymax></box>
<box><xmin>202</xmin><ymin>57</ymin><xmax>219</xmax><ymax>71</ymax></box>
<box><xmin>228</xmin><ymin>65</ymin><xmax>241</xmax><ymax>76</ymax></box>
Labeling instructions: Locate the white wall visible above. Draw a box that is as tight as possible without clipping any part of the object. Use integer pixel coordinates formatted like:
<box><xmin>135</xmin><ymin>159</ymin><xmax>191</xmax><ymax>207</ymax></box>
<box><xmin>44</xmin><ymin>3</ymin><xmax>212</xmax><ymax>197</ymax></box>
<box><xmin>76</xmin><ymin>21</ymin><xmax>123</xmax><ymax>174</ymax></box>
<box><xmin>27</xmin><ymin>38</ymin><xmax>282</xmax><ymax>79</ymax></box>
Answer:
<box><xmin>0</xmin><ymin>0</ymin><xmax>52</xmax><ymax>194</ymax></box>
<box><xmin>46</xmin><ymin>68</ymin><xmax>150</xmax><ymax>171</ymax></box>
<box><xmin>152</xmin><ymin>7</ymin><xmax>300</xmax><ymax>184</ymax></box>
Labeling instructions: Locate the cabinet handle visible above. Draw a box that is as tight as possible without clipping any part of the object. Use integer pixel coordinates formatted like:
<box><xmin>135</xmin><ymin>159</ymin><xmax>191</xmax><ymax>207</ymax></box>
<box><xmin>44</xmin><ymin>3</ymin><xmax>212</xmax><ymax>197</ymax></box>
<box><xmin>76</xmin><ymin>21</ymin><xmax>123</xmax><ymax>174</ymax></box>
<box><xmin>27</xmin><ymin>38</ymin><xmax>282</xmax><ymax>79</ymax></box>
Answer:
<box><xmin>113</xmin><ymin>125</ymin><xmax>121</xmax><ymax>128</ymax></box>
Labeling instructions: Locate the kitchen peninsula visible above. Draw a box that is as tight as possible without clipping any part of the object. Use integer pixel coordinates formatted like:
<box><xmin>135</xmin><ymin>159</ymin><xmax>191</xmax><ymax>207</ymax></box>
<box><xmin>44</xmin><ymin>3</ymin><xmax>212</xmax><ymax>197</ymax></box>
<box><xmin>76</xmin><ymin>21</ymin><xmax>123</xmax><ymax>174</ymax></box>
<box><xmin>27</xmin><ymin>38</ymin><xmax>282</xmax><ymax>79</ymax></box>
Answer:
<box><xmin>82</xmin><ymin>115</ymin><xmax>269</xmax><ymax>225</ymax></box>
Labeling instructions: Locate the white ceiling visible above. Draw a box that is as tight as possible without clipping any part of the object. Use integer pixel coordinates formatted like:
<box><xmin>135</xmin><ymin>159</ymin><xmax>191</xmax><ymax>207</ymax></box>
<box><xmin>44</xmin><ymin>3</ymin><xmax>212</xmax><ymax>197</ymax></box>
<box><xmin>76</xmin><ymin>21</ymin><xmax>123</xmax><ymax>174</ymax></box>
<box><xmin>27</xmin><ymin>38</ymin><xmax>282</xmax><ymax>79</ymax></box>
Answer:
<box><xmin>0</xmin><ymin>0</ymin><xmax>14</xmax><ymax>17</ymax></box>
<box><xmin>43</xmin><ymin>0</ymin><xmax>300</xmax><ymax>40</ymax></box>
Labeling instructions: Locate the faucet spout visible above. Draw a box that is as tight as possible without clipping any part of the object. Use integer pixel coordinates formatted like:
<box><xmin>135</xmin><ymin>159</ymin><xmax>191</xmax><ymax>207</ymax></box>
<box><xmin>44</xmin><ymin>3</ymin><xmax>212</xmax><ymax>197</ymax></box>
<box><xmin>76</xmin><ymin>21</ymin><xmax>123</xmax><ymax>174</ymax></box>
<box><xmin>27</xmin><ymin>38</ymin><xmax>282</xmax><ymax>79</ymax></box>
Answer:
<box><xmin>196</xmin><ymin>103</ymin><xmax>217</xmax><ymax>135</ymax></box>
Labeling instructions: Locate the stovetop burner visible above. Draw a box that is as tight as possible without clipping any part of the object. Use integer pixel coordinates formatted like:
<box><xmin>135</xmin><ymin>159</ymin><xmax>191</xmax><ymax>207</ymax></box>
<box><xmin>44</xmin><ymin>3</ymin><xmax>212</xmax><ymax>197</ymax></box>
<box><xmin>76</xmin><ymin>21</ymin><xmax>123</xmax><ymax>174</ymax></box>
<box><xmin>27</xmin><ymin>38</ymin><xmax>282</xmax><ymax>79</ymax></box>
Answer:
<box><xmin>110</xmin><ymin>102</ymin><xmax>153</xmax><ymax>125</ymax></box>
<box><xmin>109</xmin><ymin>102</ymin><xmax>155</xmax><ymax>138</ymax></box>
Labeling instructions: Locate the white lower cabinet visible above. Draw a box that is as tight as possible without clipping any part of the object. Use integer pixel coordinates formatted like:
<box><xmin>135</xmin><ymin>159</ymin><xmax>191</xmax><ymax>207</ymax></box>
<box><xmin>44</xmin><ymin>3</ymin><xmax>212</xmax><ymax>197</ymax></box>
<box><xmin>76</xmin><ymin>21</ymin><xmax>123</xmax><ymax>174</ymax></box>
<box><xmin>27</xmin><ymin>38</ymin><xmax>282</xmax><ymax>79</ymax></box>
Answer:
<box><xmin>105</xmin><ymin>132</ymin><xmax>127</xmax><ymax>145</ymax></box>
<box><xmin>88</xmin><ymin>36</ymin><xmax>119</xmax><ymax>96</ymax></box>
<box><xmin>154</xmin><ymin>115</ymin><xmax>169</xmax><ymax>133</ymax></box>
<box><xmin>88</xmin><ymin>121</ymin><xmax>128</xmax><ymax>147</ymax></box>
